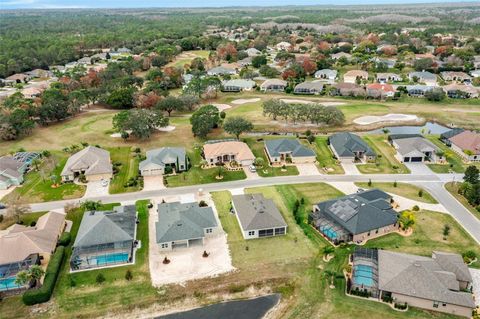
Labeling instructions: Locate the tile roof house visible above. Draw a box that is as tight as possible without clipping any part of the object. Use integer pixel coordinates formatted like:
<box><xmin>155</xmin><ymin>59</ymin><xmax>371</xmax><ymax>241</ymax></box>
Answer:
<box><xmin>293</xmin><ymin>81</ymin><xmax>324</xmax><ymax>95</ymax></box>
<box><xmin>264</xmin><ymin>138</ymin><xmax>316</xmax><ymax>164</ymax></box>
<box><xmin>139</xmin><ymin>147</ymin><xmax>188</xmax><ymax>176</ymax></box>
<box><xmin>389</xmin><ymin>135</ymin><xmax>440</xmax><ymax>163</ymax></box>
<box><xmin>221</xmin><ymin>79</ymin><xmax>256</xmax><ymax>92</ymax></box>
<box><xmin>440</xmin><ymin>128</ymin><xmax>464</xmax><ymax>146</ymax></box>
<box><xmin>203</xmin><ymin>140</ymin><xmax>255</xmax><ymax>166</ymax></box>
<box><xmin>156</xmin><ymin>202</ymin><xmax>218</xmax><ymax>250</ymax></box>
<box><xmin>408</xmin><ymin>71</ymin><xmax>437</xmax><ymax>86</ymax></box>
<box><xmin>0</xmin><ymin>211</ymin><xmax>66</xmax><ymax>289</ymax></box>
<box><xmin>366</xmin><ymin>83</ymin><xmax>396</xmax><ymax>98</ymax></box>
<box><xmin>314</xmin><ymin>69</ymin><xmax>338</xmax><ymax>81</ymax></box>
<box><xmin>71</xmin><ymin>205</ymin><xmax>137</xmax><ymax>271</ymax></box>
<box><xmin>351</xmin><ymin>248</ymin><xmax>475</xmax><ymax>318</ymax></box>
<box><xmin>0</xmin><ymin>156</ymin><xmax>27</xmax><ymax>190</ymax></box>
<box><xmin>376</xmin><ymin>72</ymin><xmax>402</xmax><ymax>83</ymax></box>
<box><xmin>329</xmin><ymin>132</ymin><xmax>376</xmax><ymax>163</ymax></box>
<box><xmin>440</xmin><ymin>71</ymin><xmax>472</xmax><ymax>83</ymax></box>
<box><xmin>207</xmin><ymin>66</ymin><xmax>237</xmax><ymax>76</ymax></box>
<box><xmin>330</xmin><ymin>83</ymin><xmax>366</xmax><ymax>97</ymax></box>
<box><xmin>343</xmin><ymin>70</ymin><xmax>369</xmax><ymax>84</ymax></box>
<box><xmin>310</xmin><ymin>189</ymin><xmax>398</xmax><ymax>244</ymax></box>
<box><xmin>61</xmin><ymin>146</ymin><xmax>113</xmax><ymax>182</ymax></box>
<box><xmin>260</xmin><ymin>79</ymin><xmax>287</xmax><ymax>92</ymax></box>
<box><xmin>231</xmin><ymin>193</ymin><xmax>287</xmax><ymax>239</ymax></box>
<box><xmin>276</xmin><ymin>41</ymin><xmax>292</xmax><ymax>51</ymax></box>
<box><xmin>448</xmin><ymin>130</ymin><xmax>480</xmax><ymax>162</ymax></box>
<box><xmin>442</xmin><ymin>84</ymin><xmax>479</xmax><ymax>99</ymax></box>
<box><xmin>245</xmin><ymin>47</ymin><xmax>262</xmax><ymax>57</ymax></box>
<box><xmin>5</xmin><ymin>73</ymin><xmax>30</xmax><ymax>83</ymax></box>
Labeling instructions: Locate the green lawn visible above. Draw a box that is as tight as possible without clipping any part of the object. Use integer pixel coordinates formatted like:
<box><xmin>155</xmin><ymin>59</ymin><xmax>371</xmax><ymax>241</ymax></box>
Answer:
<box><xmin>445</xmin><ymin>182</ymin><xmax>480</xmax><ymax>221</ymax></box>
<box><xmin>2</xmin><ymin>152</ymin><xmax>85</xmax><ymax>204</ymax></box>
<box><xmin>108</xmin><ymin>147</ymin><xmax>142</xmax><ymax>194</ymax></box>
<box><xmin>357</xmin><ymin>135</ymin><xmax>409</xmax><ymax>174</ymax></box>
<box><xmin>313</xmin><ymin>136</ymin><xmax>344</xmax><ymax>174</ymax></box>
<box><xmin>426</xmin><ymin>136</ymin><xmax>468</xmax><ymax>173</ymax></box>
<box><xmin>355</xmin><ymin>182</ymin><xmax>438</xmax><ymax>204</ymax></box>
<box><xmin>165</xmin><ymin>148</ymin><xmax>246</xmax><ymax>187</ymax></box>
<box><xmin>244</xmin><ymin>137</ymin><xmax>299</xmax><ymax>177</ymax></box>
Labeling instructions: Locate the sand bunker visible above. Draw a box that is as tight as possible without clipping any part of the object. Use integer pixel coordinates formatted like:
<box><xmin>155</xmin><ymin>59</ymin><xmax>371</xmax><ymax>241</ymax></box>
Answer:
<box><xmin>280</xmin><ymin>99</ymin><xmax>345</xmax><ymax>107</ymax></box>
<box><xmin>110</xmin><ymin>130</ymin><xmax>132</xmax><ymax>138</ymax></box>
<box><xmin>353</xmin><ymin>114</ymin><xmax>420</xmax><ymax>125</ymax></box>
<box><xmin>157</xmin><ymin>125</ymin><xmax>176</xmax><ymax>132</ymax></box>
<box><xmin>212</xmin><ymin>103</ymin><xmax>232</xmax><ymax>111</ymax></box>
<box><xmin>280</xmin><ymin>99</ymin><xmax>312</xmax><ymax>104</ymax></box>
<box><xmin>231</xmin><ymin>98</ymin><xmax>261</xmax><ymax>105</ymax></box>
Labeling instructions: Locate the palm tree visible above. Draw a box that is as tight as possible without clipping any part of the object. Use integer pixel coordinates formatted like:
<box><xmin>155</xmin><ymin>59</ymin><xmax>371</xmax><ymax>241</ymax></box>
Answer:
<box><xmin>14</xmin><ymin>265</ymin><xmax>45</xmax><ymax>287</ymax></box>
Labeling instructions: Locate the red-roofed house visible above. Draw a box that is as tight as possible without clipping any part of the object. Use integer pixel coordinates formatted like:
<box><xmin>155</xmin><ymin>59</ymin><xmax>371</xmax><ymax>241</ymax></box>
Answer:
<box><xmin>449</xmin><ymin>131</ymin><xmax>480</xmax><ymax>162</ymax></box>
<box><xmin>366</xmin><ymin>83</ymin><xmax>396</xmax><ymax>98</ymax></box>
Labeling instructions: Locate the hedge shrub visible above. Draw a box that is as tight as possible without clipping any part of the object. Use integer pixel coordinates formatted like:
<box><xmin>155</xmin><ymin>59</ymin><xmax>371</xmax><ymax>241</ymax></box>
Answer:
<box><xmin>58</xmin><ymin>232</ymin><xmax>71</xmax><ymax>246</ymax></box>
<box><xmin>22</xmin><ymin>246</ymin><xmax>65</xmax><ymax>305</ymax></box>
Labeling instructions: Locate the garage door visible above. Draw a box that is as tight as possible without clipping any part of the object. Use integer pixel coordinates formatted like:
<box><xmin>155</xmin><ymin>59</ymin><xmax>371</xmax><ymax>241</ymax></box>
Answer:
<box><xmin>403</xmin><ymin>157</ymin><xmax>410</xmax><ymax>162</ymax></box>
<box><xmin>411</xmin><ymin>157</ymin><xmax>423</xmax><ymax>162</ymax></box>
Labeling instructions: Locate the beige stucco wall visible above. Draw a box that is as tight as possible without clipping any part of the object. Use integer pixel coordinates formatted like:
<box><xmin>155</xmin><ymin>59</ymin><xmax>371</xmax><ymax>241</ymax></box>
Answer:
<box><xmin>86</xmin><ymin>173</ymin><xmax>113</xmax><ymax>182</ymax></box>
<box><xmin>352</xmin><ymin>224</ymin><xmax>398</xmax><ymax>243</ymax></box>
<box><xmin>391</xmin><ymin>292</ymin><xmax>473</xmax><ymax>318</ymax></box>
<box><xmin>291</xmin><ymin>156</ymin><xmax>317</xmax><ymax>164</ymax></box>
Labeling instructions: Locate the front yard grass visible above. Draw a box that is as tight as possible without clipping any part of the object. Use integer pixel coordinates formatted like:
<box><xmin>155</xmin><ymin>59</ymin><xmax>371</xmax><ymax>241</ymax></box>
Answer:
<box><xmin>445</xmin><ymin>182</ymin><xmax>480</xmax><ymax>221</ymax></box>
<box><xmin>2</xmin><ymin>152</ymin><xmax>85</xmax><ymax>204</ymax></box>
<box><xmin>357</xmin><ymin>135</ymin><xmax>409</xmax><ymax>174</ymax></box>
<box><xmin>244</xmin><ymin>137</ymin><xmax>299</xmax><ymax>177</ymax></box>
<box><xmin>0</xmin><ymin>211</ymin><xmax>48</xmax><ymax>230</ymax></box>
<box><xmin>165</xmin><ymin>148</ymin><xmax>246</xmax><ymax>187</ymax></box>
<box><xmin>355</xmin><ymin>182</ymin><xmax>438</xmax><ymax>204</ymax></box>
<box><xmin>425</xmin><ymin>135</ymin><xmax>468</xmax><ymax>173</ymax></box>
<box><xmin>313</xmin><ymin>136</ymin><xmax>344</xmax><ymax>174</ymax></box>
<box><xmin>108</xmin><ymin>147</ymin><xmax>142</xmax><ymax>194</ymax></box>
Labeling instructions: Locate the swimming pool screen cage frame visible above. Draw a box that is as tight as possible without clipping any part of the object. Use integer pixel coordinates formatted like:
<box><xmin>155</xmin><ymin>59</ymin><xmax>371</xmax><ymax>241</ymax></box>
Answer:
<box><xmin>350</xmin><ymin>247</ymin><xmax>380</xmax><ymax>297</ymax></box>
<box><xmin>310</xmin><ymin>212</ymin><xmax>350</xmax><ymax>244</ymax></box>
<box><xmin>70</xmin><ymin>241</ymin><xmax>133</xmax><ymax>271</ymax></box>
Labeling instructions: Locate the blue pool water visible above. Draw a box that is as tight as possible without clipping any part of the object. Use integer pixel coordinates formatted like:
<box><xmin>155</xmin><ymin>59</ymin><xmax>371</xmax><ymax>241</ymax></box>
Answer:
<box><xmin>0</xmin><ymin>276</ymin><xmax>22</xmax><ymax>291</ymax></box>
<box><xmin>320</xmin><ymin>226</ymin><xmax>337</xmax><ymax>239</ymax></box>
<box><xmin>353</xmin><ymin>265</ymin><xmax>374</xmax><ymax>287</ymax></box>
<box><xmin>95</xmin><ymin>252</ymin><xmax>129</xmax><ymax>266</ymax></box>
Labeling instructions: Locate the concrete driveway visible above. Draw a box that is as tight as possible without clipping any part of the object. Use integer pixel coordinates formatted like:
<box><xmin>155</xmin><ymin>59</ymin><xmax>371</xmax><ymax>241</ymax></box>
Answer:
<box><xmin>296</xmin><ymin>163</ymin><xmax>320</xmax><ymax>176</ymax></box>
<box><xmin>243</xmin><ymin>166</ymin><xmax>260</xmax><ymax>180</ymax></box>
<box><xmin>405</xmin><ymin>163</ymin><xmax>432</xmax><ymax>175</ymax></box>
<box><xmin>340</xmin><ymin>162</ymin><xmax>360</xmax><ymax>175</ymax></box>
<box><xmin>143</xmin><ymin>175</ymin><xmax>166</xmax><ymax>191</ymax></box>
<box><xmin>470</xmin><ymin>268</ymin><xmax>480</xmax><ymax>307</ymax></box>
<box><xmin>83</xmin><ymin>180</ymin><xmax>109</xmax><ymax>198</ymax></box>
<box><xmin>0</xmin><ymin>186</ymin><xmax>16</xmax><ymax>201</ymax></box>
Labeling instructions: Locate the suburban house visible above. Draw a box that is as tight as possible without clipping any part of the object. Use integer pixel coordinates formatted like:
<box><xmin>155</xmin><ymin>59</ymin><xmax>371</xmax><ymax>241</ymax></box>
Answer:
<box><xmin>389</xmin><ymin>135</ymin><xmax>440</xmax><ymax>163</ymax></box>
<box><xmin>25</xmin><ymin>69</ymin><xmax>51</xmax><ymax>79</ymax></box>
<box><xmin>366</xmin><ymin>83</ymin><xmax>396</xmax><ymax>98</ymax></box>
<box><xmin>405</xmin><ymin>85</ymin><xmax>435</xmax><ymax>97</ymax></box>
<box><xmin>276</xmin><ymin>41</ymin><xmax>292</xmax><ymax>51</ymax></box>
<box><xmin>328</xmin><ymin>132</ymin><xmax>376</xmax><ymax>163</ymax></box>
<box><xmin>443</xmin><ymin>84</ymin><xmax>479</xmax><ymax>99</ymax></box>
<box><xmin>231</xmin><ymin>193</ymin><xmax>287</xmax><ymax>239</ymax></box>
<box><xmin>471</xmin><ymin>70</ymin><xmax>480</xmax><ymax>78</ymax></box>
<box><xmin>260</xmin><ymin>79</ymin><xmax>287</xmax><ymax>92</ymax></box>
<box><xmin>238</xmin><ymin>57</ymin><xmax>253</xmax><ymax>67</ymax></box>
<box><xmin>221</xmin><ymin>79</ymin><xmax>256</xmax><ymax>92</ymax></box>
<box><xmin>440</xmin><ymin>71</ymin><xmax>472</xmax><ymax>83</ymax></box>
<box><xmin>61</xmin><ymin>146</ymin><xmax>113</xmax><ymax>182</ymax></box>
<box><xmin>376</xmin><ymin>73</ymin><xmax>401</xmax><ymax>83</ymax></box>
<box><xmin>314</xmin><ymin>69</ymin><xmax>337</xmax><ymax>81</ymax></box>
<box><xmin>139</xmin><ymin>147</ymin><xmax>188</xmax><ymax>176</ymax></box>
<box><xmin>207</xmin><ymin>66</ymin><xmax>237</xmax><ymax>76</ymax></box>
<box><xmin>245</xmin><ymin>47</ymin><xmax>261</xmax><ymax>57</ymax></box>
<box><xmin>70</xmin><ymin>205</ymin><xmax>137</xmax><ymax>271</ymax></box>
<box><xmin>5</xmin><ymin>73</ymin><xmax>30</xmax><ymax>84</ymax></box>
<box><xmin>440</xmin><ymin>128</ymin><xmax>464</xmax><ymax>146</ymax></box>
<box><xmin>343</xmin><ymin>70</ymin><xmax>369</xmax><ymax>84</ymax></box>
<box><xmin>331</xmin><ymin>52</ymin><xmax>352</xmax><ymax>60</ymax></box>
<box><xmin>448</xmin><ymin>130</ymin><xmax>480</xmax><ymax>162</ymax></box>
<box><xmin>264</xmin><ymin>138</ymin><xmax>316</xmax><ymax>164</ymax></box>
<box><xmin>0</xmin><ymin>211</ymin><xmax>66</xmax><ymax>291</ymax></box>
<box><xmin>330</xmin><ymin>83</ymin><xmax>366</xmax><ymax>97</ymax></box>
<box><xmin>293</xmin><ymin>81</ymin><xmax>324</xmax><ymax>95</ymax></box>
<box><xmin>0</xmin><ymin>156</ymin><xmax>27</xmax><ymax>190</ymax></box>
<box><xmin>156</xmin><ymin>201</ymin><xmax>218</xmax><ymax>250</ymax></box>
<box><xmin>350</xmin><ymin>248</ymin><xmax>475</xmax><ymax>318</ymax></box>
<box><xmin>310</xmin><ymin>189</ymin><xmax>398</xmax><ymax>244</ymax></box>
<box><xmin>203</xmin><ymin>140</ymin><xmax>255</xmax><ymax>166</ymax></box>
<box><xmin>408</xmin><ymin>71</ymin><xmax>437</xmax><ymax>86</ymax></box>
<box><xmin>372</xmin><ymin>57</ymin><xmax>397</xmax><ymax>69</ymax></box>
<box><xmin>21</xmin><ymin>87</ymin><xmax>44</xmax><ymax>99</ymax></box>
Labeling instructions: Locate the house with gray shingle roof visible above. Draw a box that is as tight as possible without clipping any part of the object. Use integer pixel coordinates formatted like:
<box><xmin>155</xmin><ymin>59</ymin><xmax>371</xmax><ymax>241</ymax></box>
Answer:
<box><xmin>231</xmin><ymin>193</ymin><xmax>287</xmax><ymax>239</ymax></box>
<box><xmin>156</xmin><ymin>202</ymin><xmax>218</xmax><ymax>251</ymax></box>
<box><xmin>389</xmin><ymin>135</ymin><xmax>440</xmax><ymax>163</ymax></box>
<box><xmin>221</xmin><ymin>79</ymin><xmax>256</xmax><ymax>92</ymax></box>
<box><xmin>264</xmin><ymin>138</ymin><xmax>316</xmax><ymax>164</ymax></box>
<box><xmin>293</xmin><ymin>81</ymin><xmax>323</xmax><ymax>95</ymax></box>
<box><xmin>314</xmin><ymin>69</ymin><xmax>337</xmax><ymax>81</ymax></box>
<box><xmin>70</xmin><ymin>205</ymin><xmax>137</xmax><ymax>271</ymax></box>
<box><xmin>329</xmin><ymin>132</ymin><xmax>376</xmax><ymax>163</ymax></box>
<box><xmin>310</xmin><ymin>189</ymin><xmax>398</xmax><ymax>244</ymax></box>
<box><xmin>408</xmin><ymin>71</ymin><xmax>437</xmax><ymax>86</ymax></box>
<box><xmin>350</xmin><ymin>248</ymin><xmax>474</xmax><ymax>318</ymax></box>
<box><xmin>207</xmin><ymin>66</ymin><xmax>237</xmax><ymax>76</ymax></box>
<box><xmin>139</xmin><ymin>147</ymin><xmax>188</xmax><ymax>176</ymax></box>
<box><xmin>0</xmin><ymin>156</ymin><xmax>27</xmax><ymax>190</ymax></box>
<box><xmin>61</xmin><ymin>146</ymin><xmax>113</xmax><ymax>182</ymax></box>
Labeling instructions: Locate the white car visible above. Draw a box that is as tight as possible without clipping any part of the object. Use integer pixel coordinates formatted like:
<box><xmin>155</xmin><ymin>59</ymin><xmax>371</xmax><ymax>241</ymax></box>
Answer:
<box><xmin>101</xmin><ymin>179</ymin><xmax>109</xmax><ymax>187</ymax></box>
<box><xmin>249</xmin><ymin>165</ymin><xmax>257</xmax><ymax>173</ymax></box>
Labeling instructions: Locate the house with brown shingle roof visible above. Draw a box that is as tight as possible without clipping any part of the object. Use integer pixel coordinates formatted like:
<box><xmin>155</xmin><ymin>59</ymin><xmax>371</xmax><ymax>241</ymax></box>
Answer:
<box><xmin>449</xmin><ymin>130</ymin><xmax>480</xmax><ymax>162</ymax></box>
<box><xmin>203</xmin><ymin>140</ymin><xmax>255</xmax><ymax>167</ymax></box>
<box><xmin>343</xmin><ymin>70</ymin><xmax>369</xmax><ymax>84</ymax></box>
<box><xmin>61</xmin><ymin>146</ymin><xmax>113</xmax><ymax>182</ymax></box>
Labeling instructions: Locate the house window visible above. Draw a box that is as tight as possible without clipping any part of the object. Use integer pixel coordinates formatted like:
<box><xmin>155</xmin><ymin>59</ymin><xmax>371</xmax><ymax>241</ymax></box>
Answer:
<box><xmin>161</xmin><ymin>243</ymin><xmax>168</xmax><ymax>248</ymax></box>
<box><xmin>248</xmin><ymin>231</ymin><xmax>255</xmax><ymax>236</ymax></box>
<box><xmin>375</xmin><ymin>229</ymin><xmax>379</xmax><ymax>234</ymax></box>
<box><xmin>442</xmin><ymin>303</ymin><xmax>447</xmax><ymax>307</ymax></box>
<box><xmin>433</xmin><ymin>301</ymin><xmax>439</xmax><ymax>308</ymax></box>
<box><xmin>206</xmin><ymin>228</ymin><xmax>212</xmax><ymax>234</ymax></box>
<box><xmin>274</xmin><ymin>228</ymin><xmax>285</xmax><ymax>235</ymax></box>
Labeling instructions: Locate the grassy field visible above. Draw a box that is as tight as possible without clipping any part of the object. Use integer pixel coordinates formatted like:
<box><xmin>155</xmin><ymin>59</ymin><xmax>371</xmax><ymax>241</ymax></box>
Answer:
<box><xmin>355</xmin><ymin>182</ymin><xmax>438</xmax><ymax>204</ymax></box>
<box><xmin>2</xmin><ymin>152</ymin><xmax>85</xmax><ymax>204</ymax></box>
<box><xmin>108</xmin><ymin>147</ymin><xmax>142</xmax><ymax>194</ymax></box>
<box><xmin>313</xmin><ymin>136</ymin><xmax>344</xmax><ymax>174</ymax></box>
<box><xmin>445</xmin><ymin>182</ymin><xmax>480</xmax><ymax>221</ymax></box>
<box><xmin>244</xmin><ymin>137</ymin><xmax>299</xmax><ymax>177</ymax></box>
<box><xmin>357</xmin><ymin>135</ymin><xmax>409</xmax><ymax>174</ymax></box>
<box><xmin>165</xmin><ymin>148</ymin><xmax>247</xmax><ymax>187</ymax></box>
<box><xmin>165</xmin><ymin>50</ymin><xmax>210</xmax><ymax>68</ymax></box>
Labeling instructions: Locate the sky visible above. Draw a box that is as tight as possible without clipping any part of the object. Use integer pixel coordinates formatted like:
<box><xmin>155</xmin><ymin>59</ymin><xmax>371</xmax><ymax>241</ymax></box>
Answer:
<box><xmin>0</xmin><ymin>0</ymin><xmax>475</xmax><ymax>9</ymax></box>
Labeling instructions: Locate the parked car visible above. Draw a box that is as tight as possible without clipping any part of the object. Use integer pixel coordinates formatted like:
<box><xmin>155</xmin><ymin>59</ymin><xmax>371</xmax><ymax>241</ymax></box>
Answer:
<box><xmin>249</xmin><ymin>165</ymin><xmax>257</xmax><ymax>172</ymax></box>
<box><xmin>101</xmin><ymin>179</ymin><xmax>109</xmax><ymax>187</ymax></box>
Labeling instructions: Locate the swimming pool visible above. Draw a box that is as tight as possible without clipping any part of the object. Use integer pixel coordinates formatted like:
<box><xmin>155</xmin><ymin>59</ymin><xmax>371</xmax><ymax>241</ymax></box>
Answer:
<box><xmin>353</xmin><ymin>264</ymin><xmax>375</xmax><ymax>287</ymax></box>
<box><xmin>0</xmin><ymin>276</ymin><xmax>23</xmax><ymax>291</ymax></box>
<box><xmin>320</xmin><ymin>226</ymin><xmax>337</xmax><ymax>240</ymax></box>
<box><xmin>95</xmin><ymin>252</ymin><xmax>130</xmax><ymax>266</ymax></box>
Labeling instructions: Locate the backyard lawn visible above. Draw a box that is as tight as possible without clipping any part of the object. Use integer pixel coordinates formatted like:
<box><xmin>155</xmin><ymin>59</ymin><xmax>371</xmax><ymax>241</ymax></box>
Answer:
<box><xmin>355</xmin><ymin>182</ymin><xmax>438</xmax><ymax>204</ymax></box>
<box><xmin>244</xmin><ymin>137</ymin><xmax>299</xmax><ymax>177</ymax></box>
<box><xmin>108</xmin><ymin>146</ymin><xmax>142</xmax><ymax>194</ymax></box>
<box><xmin>313</xmin><ymin>136</ymin><xmax>344</xmax><ymax>174</ymax></box>
<box><xmin>2</xmin><ymin>152</ymin><xmax>85</xmax><ymax>204</ymax></box>
<box><xmin>357</xmin><ymin>135</ymin><xmax>409</xmax><ymax>174</ymax></box>
<box><xmin>165</xmin><ymin>148</ymin><xmax>246</xmax><ymax>187</ymax></box>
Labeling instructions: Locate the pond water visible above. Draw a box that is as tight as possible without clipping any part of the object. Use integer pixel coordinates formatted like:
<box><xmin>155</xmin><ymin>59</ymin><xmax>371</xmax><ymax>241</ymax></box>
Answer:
<box><xmin>366</xmin><ymin>122</ymin><xmax>450</xmax><ymax>135</ymax></box>
<box><xmin>156</xmin><ymin>294</ymin><xmax>280</xmax><ymax>319</ymax></box>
